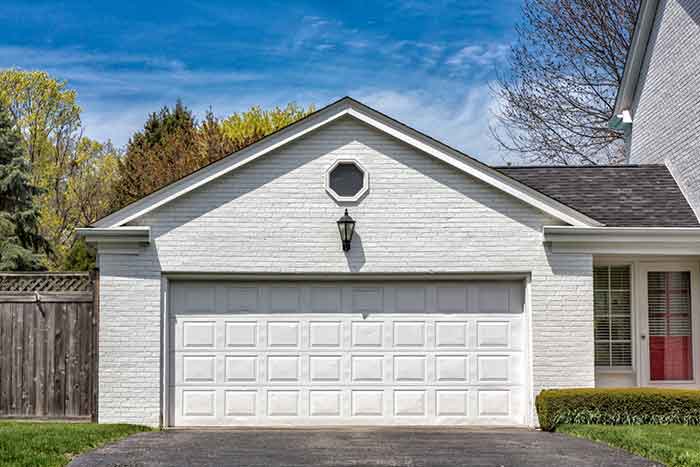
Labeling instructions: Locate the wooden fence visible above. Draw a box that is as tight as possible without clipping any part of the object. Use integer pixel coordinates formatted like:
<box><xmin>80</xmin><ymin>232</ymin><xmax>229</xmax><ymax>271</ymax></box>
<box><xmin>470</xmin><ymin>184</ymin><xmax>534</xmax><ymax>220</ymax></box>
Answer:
<box><xmin>0</xmin><ymin>272</ymin><xmax>98</xmax><ymax>420</ymax></box>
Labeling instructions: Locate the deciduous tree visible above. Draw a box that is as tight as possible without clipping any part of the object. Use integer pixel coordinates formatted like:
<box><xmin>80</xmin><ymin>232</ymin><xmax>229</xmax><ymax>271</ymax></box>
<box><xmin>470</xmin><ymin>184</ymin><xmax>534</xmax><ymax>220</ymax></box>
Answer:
<box><xmin>220</xmin><ymin>103</ymin><xmax>314</xmax><ymax>151</ymax></box>
<box><xmin>491</xmin><ymin>0</ymin><xmax>639</xmax><ymax>164</ymax></box>
<box><xmin>114</xmin><ymin>100</ymin><xmax>204</xmax><ymax>207</ymax></box>
<box><xmin>114</xmin><ymin>101</ymin><xmax>315</xmax><ymax>207</ymax></box>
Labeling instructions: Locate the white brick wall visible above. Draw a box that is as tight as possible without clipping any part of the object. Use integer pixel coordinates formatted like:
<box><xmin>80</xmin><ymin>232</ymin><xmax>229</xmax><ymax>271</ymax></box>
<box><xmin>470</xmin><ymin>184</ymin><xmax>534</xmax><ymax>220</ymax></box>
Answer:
<box><xmin>98</xmin><ymin>116</ymin><xmax>594</xmax><ymax>426</ymax></box>
<box><xmin>628</xmin><ymin>0</ymin><xmax>700</xmax><ymax>215</ymax></box>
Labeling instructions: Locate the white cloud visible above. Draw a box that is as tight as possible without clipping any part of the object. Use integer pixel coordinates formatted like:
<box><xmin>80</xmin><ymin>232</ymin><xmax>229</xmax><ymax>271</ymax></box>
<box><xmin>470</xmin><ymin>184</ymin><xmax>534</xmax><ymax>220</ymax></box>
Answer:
<box><xmin>353</xmin><ymin>85</ymin><xmax>509</xmax><ymax>164</ymax></box>
<box><xmin>446</xmin><ymin>43</ymin><xmax>510</xmax><ymax>68</ymax></box>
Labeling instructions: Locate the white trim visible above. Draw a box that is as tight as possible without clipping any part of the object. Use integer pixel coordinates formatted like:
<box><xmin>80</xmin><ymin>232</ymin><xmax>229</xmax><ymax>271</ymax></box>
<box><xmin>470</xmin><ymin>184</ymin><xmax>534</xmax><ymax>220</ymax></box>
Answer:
<box><xmin>93</xmin><ymin>98</ymin><xmax>601</xmax><ymax>229</ymax></box>
<box><xmin>160</xmin><ymin>275</ymin><xmax>169</xmax><ymax>428</ymax></box>
<box><xmin>545</xmin><ymin>226</ymin><xmax>700</xmax><ymax>255</ymax></box>
<box><xmin>324</xmin><ymin>159</ymin><xmax>369</xmax><ymax>202</ymax></box>
<box><xmin>610</xmin><ymin>0</ymin><xmax>660</xmax><ymax>130</ymax></box>
<box><xmin>76</xmin><ymin>227</ymin><xmax>151</xmax><ymax>244</ymax></box>
<box><xmin>524</xmin><ymin>274</ymin><xmax>534</xmax><ymax>427</ymax></box>
<box><xmin>162</xmin><ymin>272</ymin><xmax>531</xmax><ymax>282</ymax></box>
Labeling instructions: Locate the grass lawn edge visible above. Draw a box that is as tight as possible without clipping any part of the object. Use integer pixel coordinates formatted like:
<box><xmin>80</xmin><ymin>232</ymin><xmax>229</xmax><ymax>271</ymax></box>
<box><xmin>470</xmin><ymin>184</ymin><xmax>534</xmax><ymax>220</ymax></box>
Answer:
<box><xmin>556</xmin><ymin>424</ymin><xmax>700</xmax><ymax>467</ymax></box>
<box><xmin>0</xmin><ymin>421</ymin><xmax>152</xmax><ymax>467</ymax></box>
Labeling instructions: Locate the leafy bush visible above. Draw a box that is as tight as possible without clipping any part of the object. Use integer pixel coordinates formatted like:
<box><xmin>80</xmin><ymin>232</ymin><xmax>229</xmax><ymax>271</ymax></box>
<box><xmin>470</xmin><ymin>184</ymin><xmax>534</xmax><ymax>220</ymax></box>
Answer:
<box><xmin>536</xmin><ymin>388</ymin><xmax>700</xmax><ymax>431</ymax></box>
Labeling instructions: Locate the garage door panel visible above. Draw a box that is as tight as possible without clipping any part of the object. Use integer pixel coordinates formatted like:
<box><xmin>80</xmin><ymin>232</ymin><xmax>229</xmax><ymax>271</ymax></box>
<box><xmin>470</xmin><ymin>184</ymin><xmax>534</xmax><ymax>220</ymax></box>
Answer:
<box><xmin>269</xmin><ymin>287</ymin><xmax>301</xmax><ymax>313</ymax></box>
<box><xmin>393</xmin><ymin>321</ymin><xmax>426</xmax><ymax>347</ymax></box>
<box><xmin>170</xmin><ymin>280</ymin><xmax>527</xmax><ymax>426</ymax></box>
<box><xmin>225</xmin><ymin>390</ymin><xmax>257</xmax><ymax>416</ymax></box>
<box><xmin>436</xmin><ymin>286</ymin><xmax>468</xmax><ymax>313</ymax></box>
<box><xmin>182</xmin><ymin>321</ymin><xmax>216</xmax><ymax>348</ymax></box>
<box><xmin>395</xmin><ymin>287</ymin><xmax>427</xmax><ymax>313</ymax></box>
<box><xmin>309</xmin><ymin>321</ymin><xmax>342</xmax><ymax>347</ymax></box>
<box><xmin>435</xmin><ymin>321</ymin><xmax>469</xmax><ymax>347</ymax></box>
<box><xmin>310</xmin><ymin>287</ymin><xmax>342</xmax><ymax>313</ymax></box>
<box><xmin>226</xmin><ymin>287</ymin><xmax>259</xmax><ymax>312</ymax></box>
<box><xmin>225</xmin><ymin>321</ymin><xmax>257</xmax><ymax>347</ymax></box>
<box><xmin>351</xmin><ymin>287</ymin><xmax>384</xmax><ymax>313</ymax></box>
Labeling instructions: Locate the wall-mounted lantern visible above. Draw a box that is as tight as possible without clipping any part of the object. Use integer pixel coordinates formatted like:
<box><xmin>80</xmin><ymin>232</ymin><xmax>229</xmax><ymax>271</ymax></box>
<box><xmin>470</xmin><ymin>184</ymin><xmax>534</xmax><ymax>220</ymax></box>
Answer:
<box><xmin>336</xmin><ymin>209</ymin><xmax>356</xmax><ymax>252</ymax></box>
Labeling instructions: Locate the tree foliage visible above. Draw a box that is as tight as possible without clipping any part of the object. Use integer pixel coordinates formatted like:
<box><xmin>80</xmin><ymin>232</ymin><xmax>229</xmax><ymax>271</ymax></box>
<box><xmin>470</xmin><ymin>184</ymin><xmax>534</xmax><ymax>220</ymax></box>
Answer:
<box><xmin>0</xmin><ymin>70</ymin><xmax>82</xmax><ymax>168</ymax></box>
<box><xmin>114</xmin><ymin>100</ymin><xmax>206</xmax><ymax>207</ymax></box>
<box><xmin>0</xmin><ymin>69</ymin><xmax>119</xmax><ymax>269</ymax></box>
<box><xmin>61</xmin><ymin>238</ymin><xmax>96</xmax><ymax>271</ymax></box>
<box><xmin>45</xmin><ymin>137</ymin><xmax>120</xmax><ymax>265</ymax></box>
<box><xmin>491</xmin><ymin>0</ymin><xmax>639</xmax><ymax>165</ymax></box>
<box><xmin>0</xmin><ymin>103</ymin><xmax>50</xmax><ymax>271</ymax></box>
<box><xmin>114</xmin><ymin>101</ymin><xmax>314</xmax><ymax>208</ymax></box>
<box><xmin>220</xmin><ymin>103</ymin><xmax>313</xmax><ymax>151</ymax></box>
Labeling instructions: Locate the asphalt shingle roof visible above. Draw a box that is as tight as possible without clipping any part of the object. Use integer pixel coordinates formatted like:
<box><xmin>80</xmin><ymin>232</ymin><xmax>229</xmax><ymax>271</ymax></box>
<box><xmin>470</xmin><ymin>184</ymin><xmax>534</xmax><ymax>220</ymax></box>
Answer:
<box><xmin>497</xmin><ymin>165</ymin><xmax>699</xmax><ymax>227</ymax></box>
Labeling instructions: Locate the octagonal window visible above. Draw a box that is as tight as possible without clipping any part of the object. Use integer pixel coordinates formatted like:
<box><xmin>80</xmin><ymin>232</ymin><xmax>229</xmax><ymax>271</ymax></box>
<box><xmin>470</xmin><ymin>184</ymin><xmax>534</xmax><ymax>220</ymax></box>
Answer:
<box><xmin>326</xmin><ymin>160</ymin><xmax>368</xmax><ymax>201</ymax></box>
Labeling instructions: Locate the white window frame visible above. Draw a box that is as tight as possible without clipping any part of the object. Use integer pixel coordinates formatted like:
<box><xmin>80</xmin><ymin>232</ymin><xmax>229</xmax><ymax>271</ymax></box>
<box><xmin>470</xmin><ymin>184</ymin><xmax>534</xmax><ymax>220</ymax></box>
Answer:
<box><xmin>325</xmin><ymin>159</ymin><xmax>369</xmax><ymax>202</ymax></box>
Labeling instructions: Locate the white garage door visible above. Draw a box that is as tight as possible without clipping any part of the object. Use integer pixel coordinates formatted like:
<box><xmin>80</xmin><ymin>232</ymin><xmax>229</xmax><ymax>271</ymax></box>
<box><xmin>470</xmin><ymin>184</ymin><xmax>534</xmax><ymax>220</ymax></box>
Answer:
<box><xmin>168</xmin><ymin>280</ymin><xmax>528</xmax><ymax>426</ymax></box>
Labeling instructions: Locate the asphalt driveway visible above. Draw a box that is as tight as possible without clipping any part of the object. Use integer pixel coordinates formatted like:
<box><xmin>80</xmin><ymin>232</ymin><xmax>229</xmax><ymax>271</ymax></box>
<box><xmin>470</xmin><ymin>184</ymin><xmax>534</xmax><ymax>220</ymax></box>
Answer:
<box><xmin>69</xmin><ymin>427</ymin><xmax>660</xmax><ymax>467</ymax></box>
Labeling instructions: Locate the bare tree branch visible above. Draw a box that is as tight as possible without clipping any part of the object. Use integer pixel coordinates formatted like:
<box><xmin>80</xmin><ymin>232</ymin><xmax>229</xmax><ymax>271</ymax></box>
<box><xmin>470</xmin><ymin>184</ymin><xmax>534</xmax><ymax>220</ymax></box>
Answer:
<box><xmin>491</xmin><ymin>0</ymin><xmax>639</xmax><ymax>165</ymax></box>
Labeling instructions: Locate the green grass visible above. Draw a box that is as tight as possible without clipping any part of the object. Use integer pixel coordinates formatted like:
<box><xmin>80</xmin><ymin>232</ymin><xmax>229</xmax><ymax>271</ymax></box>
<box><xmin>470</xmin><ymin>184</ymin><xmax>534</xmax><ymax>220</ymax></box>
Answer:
<box><xmin>558</xmin><ymin>424</ymin><xmax>700</xmax><ymax>467</ymax></box>
<box><xmin>0</xmin><ymin>421</ymin><xmax>150</xmax><ymax>467</ymax></box>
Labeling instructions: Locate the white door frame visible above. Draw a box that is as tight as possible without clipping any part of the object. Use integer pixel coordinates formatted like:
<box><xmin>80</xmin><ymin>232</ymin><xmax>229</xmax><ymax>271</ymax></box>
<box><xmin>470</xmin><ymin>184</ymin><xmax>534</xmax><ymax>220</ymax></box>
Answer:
<box><xmin>638</xmin><ymin>261</ymin><xmax>700</xmax><ymax>387</ymax></box>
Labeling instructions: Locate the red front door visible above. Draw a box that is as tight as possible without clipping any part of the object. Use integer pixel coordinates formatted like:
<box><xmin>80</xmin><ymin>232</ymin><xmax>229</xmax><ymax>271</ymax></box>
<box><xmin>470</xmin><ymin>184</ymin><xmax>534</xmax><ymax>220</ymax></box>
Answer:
<box><xmin>647</xmin><ymin>271</ymin><xmax>693</xmax><ymax>381</ymax></box>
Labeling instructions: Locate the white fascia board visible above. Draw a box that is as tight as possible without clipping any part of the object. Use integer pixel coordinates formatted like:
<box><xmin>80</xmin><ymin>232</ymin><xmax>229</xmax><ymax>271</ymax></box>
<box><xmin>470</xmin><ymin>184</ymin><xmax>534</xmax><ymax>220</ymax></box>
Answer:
<box><xmin>610</xmin><ymin>0</ymin><xmax>660</xmax><ymax>122</ymax></box>
<box><xmin>94</xmin><ymin>97</ymin><xmax>601</xmax><ymax>229</ymax></box>
<box><xmin>551</xmin><ymin>242</ymin><xmax>700</xmax><ymax>255</ymax></box>
<box><xmin>544</xmin><ymin>226</ymin><xmax>700</xmax><ymax>254</ymax></box>
<box><xmin>76</xmin><ymin>226</ymin><xmax>151</xmax><ymax>244</ymax></box>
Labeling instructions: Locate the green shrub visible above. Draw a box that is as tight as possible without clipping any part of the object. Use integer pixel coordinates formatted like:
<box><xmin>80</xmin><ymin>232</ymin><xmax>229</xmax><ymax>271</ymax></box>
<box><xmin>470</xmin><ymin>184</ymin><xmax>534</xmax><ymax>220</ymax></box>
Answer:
<box><xmin>536</xmin><ymin>388</ymin><xmax>700</xmax><ymax>431</ymax></box>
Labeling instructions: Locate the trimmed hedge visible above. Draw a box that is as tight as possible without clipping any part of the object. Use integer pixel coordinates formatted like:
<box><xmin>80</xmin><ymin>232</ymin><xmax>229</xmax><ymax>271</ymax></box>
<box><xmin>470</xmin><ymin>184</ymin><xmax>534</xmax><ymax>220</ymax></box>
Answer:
<box><xmin>536</xmin><ymin>388</ymin><xmax>700</xmax><ymax>431</ymax></box>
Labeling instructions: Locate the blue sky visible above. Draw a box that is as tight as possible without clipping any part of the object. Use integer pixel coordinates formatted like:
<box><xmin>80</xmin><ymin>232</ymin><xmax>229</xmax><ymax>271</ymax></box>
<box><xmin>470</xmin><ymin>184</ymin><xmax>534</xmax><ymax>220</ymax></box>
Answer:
<box><xmin>1</xmin><ymin>0</ymin><xmax>522</xmax><ymax>163</ymax></box>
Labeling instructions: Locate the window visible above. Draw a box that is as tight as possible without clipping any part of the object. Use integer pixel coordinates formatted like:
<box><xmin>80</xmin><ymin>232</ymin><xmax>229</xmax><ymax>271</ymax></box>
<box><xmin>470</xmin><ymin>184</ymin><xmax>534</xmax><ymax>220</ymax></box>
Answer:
<box><xmin>594</xmin><ymin>265</ymin><xmax>632</xmax><ymax>368</ymax></box>
<box><xmin>325</xmin><ymin>160</ymin><xmax>368</xmax><ymax>201</ymax></box>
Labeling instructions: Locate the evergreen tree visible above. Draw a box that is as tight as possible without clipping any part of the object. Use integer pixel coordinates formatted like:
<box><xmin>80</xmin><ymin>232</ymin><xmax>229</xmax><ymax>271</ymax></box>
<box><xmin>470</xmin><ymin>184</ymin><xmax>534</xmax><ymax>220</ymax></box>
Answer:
<box><xmin>0</xmin><ymin>104</ymin><xmax>50</xmax><ymax>270</ymax></box>
<box><xmin>61</xmin><ymin>237</ymin><xmax>96</xmax><ymax>271</ymax></box>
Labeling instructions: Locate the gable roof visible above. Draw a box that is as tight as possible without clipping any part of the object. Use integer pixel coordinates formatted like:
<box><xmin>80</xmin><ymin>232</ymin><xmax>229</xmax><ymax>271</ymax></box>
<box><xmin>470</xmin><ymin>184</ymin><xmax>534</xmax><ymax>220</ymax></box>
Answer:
<box><xmin>611</xmin><ymin>0</ymin><xmax>660</xmax><ymax>129</ymax></box>
<box><xmin>498</xmin><ymin>165</ymin><xmax>699</xmax><ymax>227</ymax></box>
<box><xmin>93</xmin><ymin>97</ymin><xmax>602</xmax><ymax>228</ymax></box>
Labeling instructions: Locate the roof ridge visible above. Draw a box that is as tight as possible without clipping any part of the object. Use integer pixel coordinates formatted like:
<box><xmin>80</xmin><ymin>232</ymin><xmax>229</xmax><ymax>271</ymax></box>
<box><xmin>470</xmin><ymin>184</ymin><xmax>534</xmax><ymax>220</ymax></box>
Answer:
<box><xmin>495</xmin><ymin>164</ymin><xmax>667</xmax><ymax>169</ymax></box>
